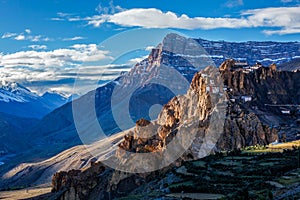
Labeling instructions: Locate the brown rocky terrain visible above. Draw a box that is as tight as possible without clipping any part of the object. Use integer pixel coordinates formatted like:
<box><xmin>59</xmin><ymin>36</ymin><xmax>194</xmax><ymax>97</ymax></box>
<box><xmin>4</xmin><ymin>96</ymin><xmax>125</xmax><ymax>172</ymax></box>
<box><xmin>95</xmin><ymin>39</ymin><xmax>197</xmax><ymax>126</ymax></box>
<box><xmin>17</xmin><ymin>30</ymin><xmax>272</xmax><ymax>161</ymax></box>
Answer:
<box><xmin>47</xmin><ymin>62</ymin><xmax>296</xmax><ymax>199</ymax></box>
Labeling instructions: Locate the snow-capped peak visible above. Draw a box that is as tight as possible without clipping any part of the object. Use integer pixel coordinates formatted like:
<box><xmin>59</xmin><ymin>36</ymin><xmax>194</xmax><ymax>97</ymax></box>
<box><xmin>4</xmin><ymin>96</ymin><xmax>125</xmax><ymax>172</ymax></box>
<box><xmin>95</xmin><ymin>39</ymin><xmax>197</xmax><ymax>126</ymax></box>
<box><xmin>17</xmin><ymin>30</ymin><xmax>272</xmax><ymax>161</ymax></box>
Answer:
<box><xmin>0</xmin><ymin>81</ymin><xmax>72</xmax><ymax>118</ymax></box>
<box><xmin>0</xmin><ymin>80</ymin><xmax>38</xmax><ymax>103</ymax></box>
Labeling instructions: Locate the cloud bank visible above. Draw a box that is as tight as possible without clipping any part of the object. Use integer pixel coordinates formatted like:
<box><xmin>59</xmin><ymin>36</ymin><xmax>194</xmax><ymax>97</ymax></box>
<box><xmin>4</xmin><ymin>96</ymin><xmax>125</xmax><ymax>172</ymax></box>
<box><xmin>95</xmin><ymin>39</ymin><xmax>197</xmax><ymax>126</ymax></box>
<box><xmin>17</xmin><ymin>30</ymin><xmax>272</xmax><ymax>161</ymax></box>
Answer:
<box><xmin>57</xmin><ymin>6</ymin><xmax>300</xmax><ymax>35</ymax></box>
<box><xmin>0</xmin><ymin>44</ymin><xmax>122</xmax><ymax>94</ymax></box>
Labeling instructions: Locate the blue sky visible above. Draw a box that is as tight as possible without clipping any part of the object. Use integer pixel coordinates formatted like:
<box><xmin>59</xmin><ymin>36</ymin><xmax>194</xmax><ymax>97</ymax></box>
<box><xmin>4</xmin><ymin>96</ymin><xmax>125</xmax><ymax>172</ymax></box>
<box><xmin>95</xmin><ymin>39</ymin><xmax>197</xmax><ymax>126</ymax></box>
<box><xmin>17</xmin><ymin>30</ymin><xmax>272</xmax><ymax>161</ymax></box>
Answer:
<box><xmin>0</xmin><ymin>0</ymin><xmax>299</xmax><ymax>94</ymax></box>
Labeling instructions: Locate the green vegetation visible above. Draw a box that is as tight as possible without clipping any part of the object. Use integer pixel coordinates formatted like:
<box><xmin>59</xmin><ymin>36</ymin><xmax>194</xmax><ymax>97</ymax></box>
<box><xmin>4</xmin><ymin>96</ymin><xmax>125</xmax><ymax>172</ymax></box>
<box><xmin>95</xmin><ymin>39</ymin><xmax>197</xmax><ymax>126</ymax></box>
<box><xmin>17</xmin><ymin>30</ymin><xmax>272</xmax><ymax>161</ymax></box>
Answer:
<box><xmin>121</xmin><ymin>140</ymin><xmax>300</xmax><ymax>199</ymax></box>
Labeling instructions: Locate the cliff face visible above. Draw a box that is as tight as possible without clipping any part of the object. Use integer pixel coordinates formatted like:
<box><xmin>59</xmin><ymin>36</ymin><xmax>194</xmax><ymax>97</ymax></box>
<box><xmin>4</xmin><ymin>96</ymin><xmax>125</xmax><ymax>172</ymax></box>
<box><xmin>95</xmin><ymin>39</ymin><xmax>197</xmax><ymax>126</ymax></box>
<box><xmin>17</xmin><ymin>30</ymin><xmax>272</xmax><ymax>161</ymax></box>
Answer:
<box><xmin>218</xmin><ymin>104</ymin><xmax>278</xmax><ymax>150</ymax></box>
<box><xmin>221</xmin><ymin>63</ymin><xmax>300</xmax><ymax>106</ymax></box>
<box><xmin>117</xmin><ymin>65</ymin><xmax>279</xmax><ymax>157</ymax></box>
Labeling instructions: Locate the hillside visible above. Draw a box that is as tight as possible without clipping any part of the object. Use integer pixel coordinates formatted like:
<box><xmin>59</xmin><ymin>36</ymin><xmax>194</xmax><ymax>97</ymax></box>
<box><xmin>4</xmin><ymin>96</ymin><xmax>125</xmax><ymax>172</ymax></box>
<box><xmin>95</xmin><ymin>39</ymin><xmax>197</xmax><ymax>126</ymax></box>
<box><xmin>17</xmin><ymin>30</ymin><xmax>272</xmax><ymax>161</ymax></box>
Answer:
<box><xmin>278</xmin><ymin>58</ymin><xmax>300</xmax><ymax>71</ymax></box>
<box><xmin>2</xmin><ymin>141</ymin><xmax>300</xmax><ymax>199</ymax></box>
<box><xmin>0</xmin><ymin>112</ymin><xmax>39</xmax><ymax>155</ymax></box>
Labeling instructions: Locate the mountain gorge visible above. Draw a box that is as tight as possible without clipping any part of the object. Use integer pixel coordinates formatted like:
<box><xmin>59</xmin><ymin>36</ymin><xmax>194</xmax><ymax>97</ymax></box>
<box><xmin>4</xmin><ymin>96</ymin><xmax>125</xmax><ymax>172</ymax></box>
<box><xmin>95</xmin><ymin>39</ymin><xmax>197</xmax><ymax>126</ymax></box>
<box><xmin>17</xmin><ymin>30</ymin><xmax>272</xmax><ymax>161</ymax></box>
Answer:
<box><xmin>0</xmin><ymin>82</ymin><xmax>70</xmax><ymax>157</ymax></box>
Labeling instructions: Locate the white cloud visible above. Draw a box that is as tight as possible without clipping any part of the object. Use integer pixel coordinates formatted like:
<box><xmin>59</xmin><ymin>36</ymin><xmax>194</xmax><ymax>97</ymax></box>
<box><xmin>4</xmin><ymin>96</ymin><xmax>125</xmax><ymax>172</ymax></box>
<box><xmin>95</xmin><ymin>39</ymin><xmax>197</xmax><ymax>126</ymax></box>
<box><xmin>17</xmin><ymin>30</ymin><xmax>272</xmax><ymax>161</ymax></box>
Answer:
<box><xmin>87</xmin><ymin>8</ymin><xmax>249</xmax><ymax>29</ymax></box>
<box><xmin>225</xmin><ymin>0</ymin><xmax>244</xmax><ymax>8</ymax></box>
<box><xmin>127</xmin><ymin>55</ymin><xmax>148</xmax><ymax>65</ymax></box>
<box><xmin>242</xmin><ymin>6</ymin><xmax>300</xmax><ymax>34</ymax></box>
<box><xmin>263</xmin><ymin>28</ymin><xmax>300</xmax><ymax>35</ymax></box>
<box><xmin>14</xmin><ymin>34</ymin><xmax>25</xmax><ymax>41</ymax></box>
<box><xmin>2</xmin><ymin>32</ymin><xmax>17</xmax><ymax>39</ymax></box>
<box><xmin>95</xmin><ymin>0</ymin><xmax>124</xmax><ymax>14</ymax></box>
<box><xmin>0</xmin><ymin>44</ymin><xmax>111</xmax><ymax>68</ymax></box>
<box><xmin>63</xmin><ymin>36</ymin><xmax>85</xmax><ymax>41</ymax></box>
<box><xmin>57</xmin><ymin>12</ymin><xmax>72</xmax><ymax>17</ymax></box>
<box><xmin>62</xmin><ymin>6</ymin><xmax>300</xmax><ymax>35</ymax></box>
<box><xmin>0</xmin><ymin>44</ymin><xmax>115</xmax><ymax>94</ymax></box>
<box><xmin>28</xmin><ymin>45</ymin><xmax>47</xmax><ymax>50</ymax></box>
<box><xmin>25</xmin><ymin>29</ymin><xmax>31</xmax><ymax>34</ymax></box>
<box><xmin>51</xmin><ymin>17</ymin><xmax>64</xmax><ymax>21</ymax></box>
<box><xmin>1</xmin><ymin>29</ymin><xmax>51</xmax><ymax>42</ymax></box>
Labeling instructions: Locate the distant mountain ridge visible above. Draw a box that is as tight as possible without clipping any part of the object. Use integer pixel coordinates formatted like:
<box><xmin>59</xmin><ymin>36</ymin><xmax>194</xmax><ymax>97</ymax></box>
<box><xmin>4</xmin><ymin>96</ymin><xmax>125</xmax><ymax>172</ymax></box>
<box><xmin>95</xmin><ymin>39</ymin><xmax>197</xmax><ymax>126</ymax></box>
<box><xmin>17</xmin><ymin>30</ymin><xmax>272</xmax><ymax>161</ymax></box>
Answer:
<box><xmin>0</xmin><ymin>81</ymin><xmax>38</xmax><ymax>103</ymax></box>
<box><xmin>196</xmin><ymin>38</ymin><xmax>300</xmax><ymax>67</ymax></box>
<box><xmin>0</xmin><ymin>81</ymin><xmax>69</xmax><ymax>119</ymax></box>
<box><xmin>0</xmin><ymin>82</ymin><xmax>71</xmax><ymax>156</ymax></box>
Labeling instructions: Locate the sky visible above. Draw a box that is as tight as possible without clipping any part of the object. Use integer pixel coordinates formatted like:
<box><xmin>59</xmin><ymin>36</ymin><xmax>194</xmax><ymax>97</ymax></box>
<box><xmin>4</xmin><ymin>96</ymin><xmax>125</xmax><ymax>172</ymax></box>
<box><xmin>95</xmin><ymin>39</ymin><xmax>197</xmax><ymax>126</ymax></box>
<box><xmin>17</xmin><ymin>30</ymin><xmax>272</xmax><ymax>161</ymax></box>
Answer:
<box><xmin>0</xmin><ymin>0</ymin><xmax>300</xmax><ymax>95</ymax></box>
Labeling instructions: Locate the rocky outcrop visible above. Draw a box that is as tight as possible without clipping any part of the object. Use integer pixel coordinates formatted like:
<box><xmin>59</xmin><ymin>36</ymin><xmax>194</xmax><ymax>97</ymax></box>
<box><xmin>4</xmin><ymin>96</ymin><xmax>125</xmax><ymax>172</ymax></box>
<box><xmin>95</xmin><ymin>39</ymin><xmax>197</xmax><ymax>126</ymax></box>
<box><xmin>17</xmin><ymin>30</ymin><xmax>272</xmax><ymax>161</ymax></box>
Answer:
<box><xmin>117</xmin><ymin>65</ymin><xmax>279</xmax><ymax>157</ymax></box>
<box><xmin>117</xmin><ymin>67</ymin><xmax>215</xmax><ymax>159</ymax></box>
<box><xmin>51</xmin><ymin>162</ymin><xmax>108</xmax><ymax>199</ymax></box>
<box><xmin>221</xmin><ymin>63</ymin><xmax>300</xmax><ymax>109</ymax></box>
<box><xmin>219</xmin><ymin>59</ymin><xmax>235</xmax><ymax>71</ymax></box>
<box><xmin>50</xmin><ymin>63</ymin><xmax>283</xmax><ymax>199</ymax></box>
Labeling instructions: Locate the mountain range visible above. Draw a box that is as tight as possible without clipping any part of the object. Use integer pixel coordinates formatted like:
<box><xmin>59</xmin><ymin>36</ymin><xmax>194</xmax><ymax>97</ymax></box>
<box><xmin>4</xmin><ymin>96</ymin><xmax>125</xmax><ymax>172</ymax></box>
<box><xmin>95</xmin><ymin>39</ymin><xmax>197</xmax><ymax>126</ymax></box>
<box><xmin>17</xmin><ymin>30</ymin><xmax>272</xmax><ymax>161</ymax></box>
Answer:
<box><xmin>2</xmin><ymin>62</ymin><xmax>299</xmax><ymax>196</ymax></box>
<box><xmin>197</xmin><ymin>38</ymin><xmax>300</xmax><ymax>67</ymax></box>
<box><xmin>15</xmin><ymin>34</ymin><xmax>300</xmax><ymax>151</ymax></box>
<box><xmin>0</xmin><ymin>34</ymin><xmax>300</xmax><ymax>193</ymax></box>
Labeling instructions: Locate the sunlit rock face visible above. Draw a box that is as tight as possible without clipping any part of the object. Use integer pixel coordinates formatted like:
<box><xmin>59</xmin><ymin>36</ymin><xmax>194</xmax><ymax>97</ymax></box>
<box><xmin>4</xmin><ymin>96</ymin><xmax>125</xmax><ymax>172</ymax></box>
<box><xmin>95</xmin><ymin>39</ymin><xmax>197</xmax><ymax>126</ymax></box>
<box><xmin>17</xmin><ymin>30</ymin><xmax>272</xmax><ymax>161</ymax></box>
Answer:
<box><xmin>51</xmin><ymin>64</ymin><xmax>284</xmax><ymax>200</ymax></box>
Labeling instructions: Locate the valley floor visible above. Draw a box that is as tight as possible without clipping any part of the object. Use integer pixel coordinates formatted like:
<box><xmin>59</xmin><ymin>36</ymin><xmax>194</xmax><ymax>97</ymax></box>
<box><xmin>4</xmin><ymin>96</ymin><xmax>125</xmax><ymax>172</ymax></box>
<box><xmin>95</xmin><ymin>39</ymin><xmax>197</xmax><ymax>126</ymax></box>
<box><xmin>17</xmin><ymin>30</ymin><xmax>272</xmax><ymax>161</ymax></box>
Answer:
<box><xmin>0</xmin><ymin>186</ymin><xmax>51</xmax><ymax>200</ymax></box>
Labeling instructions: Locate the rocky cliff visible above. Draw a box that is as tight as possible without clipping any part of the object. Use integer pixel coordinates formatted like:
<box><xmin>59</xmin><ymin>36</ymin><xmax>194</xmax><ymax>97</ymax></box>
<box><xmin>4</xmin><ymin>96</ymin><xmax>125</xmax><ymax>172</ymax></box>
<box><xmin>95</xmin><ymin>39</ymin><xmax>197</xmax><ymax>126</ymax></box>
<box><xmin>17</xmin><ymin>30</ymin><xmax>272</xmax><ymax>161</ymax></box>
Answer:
<box><xmin>49</xmin><ymin>63</ymin><xmax>288</xmax><ymax>200</ymax></box>
<box><xmin>116</xmin><ymin>65</ymin><xmax>280</xmax><ymax>157</ymax></box>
